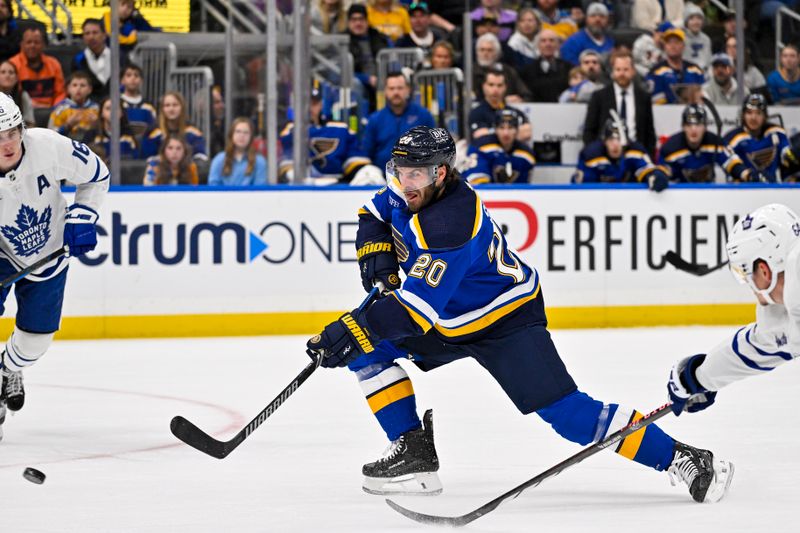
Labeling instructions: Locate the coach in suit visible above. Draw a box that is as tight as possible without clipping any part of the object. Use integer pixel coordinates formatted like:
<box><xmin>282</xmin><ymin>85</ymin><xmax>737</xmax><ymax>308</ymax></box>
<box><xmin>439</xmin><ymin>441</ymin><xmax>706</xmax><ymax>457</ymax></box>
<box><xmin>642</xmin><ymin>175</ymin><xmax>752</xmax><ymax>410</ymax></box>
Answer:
<box><xmin>583</xmin><ymin>51</ymin><xmax>656</xmax><ymax>157</ymax></box>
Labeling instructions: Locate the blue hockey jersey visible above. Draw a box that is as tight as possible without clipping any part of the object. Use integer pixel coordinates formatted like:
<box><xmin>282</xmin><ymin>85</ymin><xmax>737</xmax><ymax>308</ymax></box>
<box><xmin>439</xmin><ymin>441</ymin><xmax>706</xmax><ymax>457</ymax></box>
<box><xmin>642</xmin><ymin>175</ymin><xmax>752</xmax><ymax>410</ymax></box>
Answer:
<box><xmin>280</xmin><ymin>120</ymin><xmax>371</xmax><ymax>183</ymax></box>
<box><xmin>573</xmin><ymin>140</ymin><xmax>659</xmax><ymax>184</ymax></box>
<box><xmin>723</xmin><ymin>124</ymin><xmax>791</xmax><ymax>182</ymax></box>
<box><xmin>356</xmin><ymin>178</ymin><xmax>543</xmax><ymax>344</ymax></box>
<box><xmin>462</xmin><ymin>134</ymin><xmax>536</xmax><ymax>184</ymax></box>
<box><xmin>659</xmin><ymin>131</ymin><xmax>749</xmax><ymax>182</ymax></box>
<box><xmin>646</xmin><ymin>60</ymin><xmax>705</xmax><ymax>104</ymax></box>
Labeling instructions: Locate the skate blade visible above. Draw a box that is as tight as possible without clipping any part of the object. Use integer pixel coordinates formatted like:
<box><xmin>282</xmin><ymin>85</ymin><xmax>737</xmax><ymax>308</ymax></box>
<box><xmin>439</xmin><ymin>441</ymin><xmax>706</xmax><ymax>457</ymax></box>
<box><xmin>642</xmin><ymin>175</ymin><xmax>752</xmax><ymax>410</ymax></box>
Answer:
<box><xmin>362</xmin><ymin>471</ymin><xmax>443</xmax><ymax>496</ymax></box>
<box><xmin>704</xmin><ymin>459</ymin><xmax>735</xmax><ymax>503</ymax></box>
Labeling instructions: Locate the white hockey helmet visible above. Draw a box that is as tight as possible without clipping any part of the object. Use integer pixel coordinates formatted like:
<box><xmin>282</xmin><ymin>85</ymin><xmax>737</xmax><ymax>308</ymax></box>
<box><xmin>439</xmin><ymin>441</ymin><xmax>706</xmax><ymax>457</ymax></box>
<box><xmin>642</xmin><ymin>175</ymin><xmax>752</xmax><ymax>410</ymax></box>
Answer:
<box><xmin>0</xmin><ymin>92</ymin><xmax>24</xmax><ymax>133</ymax></box>
<box><xmin>726</xmin><ymin>203</ymin><xmax>800</xmax><ymax>303</ymax></box>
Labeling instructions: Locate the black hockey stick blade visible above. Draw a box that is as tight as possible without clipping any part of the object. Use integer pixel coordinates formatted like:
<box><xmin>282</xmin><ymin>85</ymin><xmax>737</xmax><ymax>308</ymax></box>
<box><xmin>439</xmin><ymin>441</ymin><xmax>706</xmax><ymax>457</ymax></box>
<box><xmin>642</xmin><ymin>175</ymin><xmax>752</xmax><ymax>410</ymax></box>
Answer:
<box><xmin>664</xmin><ymin>251</ymin><xmax>729</xmax><ymax>276</ymax></box>
<box><xmin>386</xmin><ymin>403</ymin><xmax>673</xmax><ymax>527</ymax></box>
<box><xmin>1</xmin><ymin>247</ymin><xmax>67</xmax><ymax>289</ymax></box>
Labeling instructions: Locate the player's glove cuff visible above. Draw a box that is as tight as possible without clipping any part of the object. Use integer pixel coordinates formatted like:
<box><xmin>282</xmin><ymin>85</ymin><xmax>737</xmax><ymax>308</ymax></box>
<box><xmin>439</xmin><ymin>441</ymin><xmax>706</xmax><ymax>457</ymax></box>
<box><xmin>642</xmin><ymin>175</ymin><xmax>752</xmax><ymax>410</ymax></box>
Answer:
<box><xmin>668</xmin><ymin>353</ymin><xmax>717</xmax><ymax>416</ymax></box>
<box><xmin>358</xmin><ymin>241</ymin><xmax>401</xmax><ymax>294</ymax></box>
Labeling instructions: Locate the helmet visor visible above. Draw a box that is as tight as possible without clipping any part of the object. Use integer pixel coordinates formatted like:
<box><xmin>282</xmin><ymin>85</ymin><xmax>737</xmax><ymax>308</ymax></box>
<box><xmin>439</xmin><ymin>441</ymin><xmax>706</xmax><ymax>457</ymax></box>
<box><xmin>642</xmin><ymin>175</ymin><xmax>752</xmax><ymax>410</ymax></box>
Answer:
<box><xmin>386</xmin><ymin>160</ymin><xmax>438</xmax><ymax>192</ymax></box>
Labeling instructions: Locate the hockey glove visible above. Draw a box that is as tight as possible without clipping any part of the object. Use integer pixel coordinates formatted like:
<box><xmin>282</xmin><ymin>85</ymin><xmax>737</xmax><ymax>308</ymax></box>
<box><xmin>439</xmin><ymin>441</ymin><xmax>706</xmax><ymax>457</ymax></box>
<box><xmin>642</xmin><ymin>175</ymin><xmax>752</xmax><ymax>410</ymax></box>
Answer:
<box><xmin>63</xmin><ymin>204</ymin><xmax>99</xmax><ymax>257</ymax></box>
<box><xmin>668</xmin><ymin>353</ymin><xmax>717</xmax><ymax>416</ymax></box>
<box><xmin>648</xmin><ymin>169</ymin><xmax>669</xmax><ymax>192</ymax></box>
<box><xmin>357</xmin><ymin>241</ymin><xmax>401</xmax><ymax>294</ymax></box>
<box><xmin>306</xmin><ymin>309</ymin><xmax>377</xmax><ymax>368</ymax></box>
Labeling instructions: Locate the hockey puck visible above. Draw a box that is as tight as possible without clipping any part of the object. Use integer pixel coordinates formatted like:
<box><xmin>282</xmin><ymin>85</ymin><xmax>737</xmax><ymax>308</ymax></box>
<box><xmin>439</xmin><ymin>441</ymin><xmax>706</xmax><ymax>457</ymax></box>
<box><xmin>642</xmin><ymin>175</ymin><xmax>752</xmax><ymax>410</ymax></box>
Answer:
<box><xmin>22</xmin><ymin>467</ymin><xmax>46</xmax><ymax>485</ymax></box>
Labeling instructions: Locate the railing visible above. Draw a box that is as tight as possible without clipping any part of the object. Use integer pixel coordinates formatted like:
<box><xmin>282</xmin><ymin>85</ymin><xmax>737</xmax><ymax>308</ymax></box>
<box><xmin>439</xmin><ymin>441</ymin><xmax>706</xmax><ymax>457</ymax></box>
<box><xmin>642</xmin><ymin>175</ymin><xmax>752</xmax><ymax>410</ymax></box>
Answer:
<box><xmin>171</xmin><ymin>66</ymin><xmax>215</xmax><ymax>157</ymax></box>
<box><xmin>375</xmin><ymin>47</ymin><xmax>426</xmax><ymax>109</ymax></box>
<box><xmin>413</xmin><ymin>68</ymin><xmax>465</xmax><ymax>139</ymax></box>
<box><xmin>132</xmin><ymin>42</ymin><xmax>178</xmax><ymax>106</ymax></box>
<box><xmin>14</xmin><ymin>0</ymin><xmax>73</xmax><ymax>43</ymax></box>
<box><xmin>776</xmin><ymin>7</ymin><xmax>800</xmax><ymax>68</ymax></box>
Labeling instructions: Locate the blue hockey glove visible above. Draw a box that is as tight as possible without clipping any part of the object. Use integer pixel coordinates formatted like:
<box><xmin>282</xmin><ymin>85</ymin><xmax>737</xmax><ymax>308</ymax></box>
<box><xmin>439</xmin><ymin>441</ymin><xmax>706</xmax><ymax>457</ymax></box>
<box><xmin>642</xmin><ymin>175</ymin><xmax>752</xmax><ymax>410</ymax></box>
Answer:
<box><xmin>648</xmin><ymin>169</ymin><xmax>669</xmax><ymax>192</ymax></box>
<box><xmin>357</xmin><ymin>241</ymin><xmax>401</xmax><ymax>294</ymax></box>
<box><xmin>668</xmin><ymin>353</ymin><xmax>717</xmax><ymax>416</ymax></box>
<box><xmin>63</xmin><ymin>204</ymin><xmax>99</xmax><ymax>257</ymax></box>
<box><xmin>306</xmin><ymin>308</ymin><xmax>377</xmax><ymax>368</ymax></box>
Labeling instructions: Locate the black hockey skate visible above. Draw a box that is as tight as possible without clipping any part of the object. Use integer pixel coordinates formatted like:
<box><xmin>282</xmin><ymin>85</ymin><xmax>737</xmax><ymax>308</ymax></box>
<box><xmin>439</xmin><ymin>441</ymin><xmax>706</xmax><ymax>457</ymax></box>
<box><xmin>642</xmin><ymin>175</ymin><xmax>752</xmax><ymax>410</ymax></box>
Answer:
<box><xmin>1</xmin><ymin>368</ymin><xmax>24</xmax><ymax>412</ymax></box>
<box><xmin>667</xmin><ymin>441</ymin><xmax>734</xmax><ymax>503</ymax></box>
<box><xmin>362</xmin><ymin>409</ymin><xmax>442</xmax><ymax>496</ymax></box>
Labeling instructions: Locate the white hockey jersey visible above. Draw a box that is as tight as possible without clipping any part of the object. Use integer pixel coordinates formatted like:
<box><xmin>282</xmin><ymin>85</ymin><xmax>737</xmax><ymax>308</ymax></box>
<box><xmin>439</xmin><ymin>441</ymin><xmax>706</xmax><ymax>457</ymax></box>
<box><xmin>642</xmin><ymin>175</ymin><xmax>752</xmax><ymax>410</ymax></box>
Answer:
<box><xmin>0</xmin><ymin>128</ymin><xmax>109</xmax><ymax>281</ymax></box>
<box><xmin>697</xmin><ymin>245</ymin><xmax>800</xmax><ymax>390</ymax></box>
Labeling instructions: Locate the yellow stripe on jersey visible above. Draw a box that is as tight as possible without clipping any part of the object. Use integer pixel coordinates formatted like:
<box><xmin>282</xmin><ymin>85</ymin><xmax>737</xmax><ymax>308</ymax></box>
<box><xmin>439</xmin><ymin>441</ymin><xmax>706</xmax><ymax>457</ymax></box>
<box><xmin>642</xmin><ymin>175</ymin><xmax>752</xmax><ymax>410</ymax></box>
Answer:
<box><xmin>513</xmin><ymin>149</ymin><xmax>536</xmax><ymax>165</ymax></box>
<box><xmin>433</xmin><ymin>285</ymin><xmax>540</xmax><ymax>338</ymax></box>
<box><xmin>358</xmin><ymin>207</ymin><xmax>370</xmax><ymax>216</ymax></box>
<box><xmin>664</xmin><ymin>149</ymin><xmax>689</xmax><ymax>162</ymax></box>
<box><xmin>627</xmin><ymin>150</ymin><xmax>647</xmax><ymax>160</ymax></box>
<box><xmin>471</xmin><ymin>194</ymin><xmax>483</xmax><ymax>239</ymax></box>
<box><xmin>392</xmin><ymin>293</ymin><xmax>433</xmax><ymax>333</ymax></box>
<box><xmin>765</xmin><ymin>126</ymin><xmax>786</xmax><ymax>136</ymax></box>
<box><xmin>729</xmin><ymin>132</ymin><xmax>749</xmax><ymax>148</ymax></box>
<box><xmin>615</xmin><ymin>411</ymin><xmax>647</xmax><ymax>460</ymax></box>
<box><xmin>411</xmin><ymin>214</ymin><xmax>429</xmax><ymax>249</ymax></box>
<box><xmin>586</xmin><ymin>156</ymin><xmax>610</xmax><ymax>167</ymax></box>
<box><xmin>468</xmin><ymin>175</ymin><xmax>491</xmax><ymax>184</ymax></box>
<box><xmin>479</xmin><ymin>143</ymin><xmax>503</xmax><ymax>153</ymax></box>
<box><xmin>366</xmin><ymin>378</ymin><xmax>415</xmax><ymax>413</ymax></box>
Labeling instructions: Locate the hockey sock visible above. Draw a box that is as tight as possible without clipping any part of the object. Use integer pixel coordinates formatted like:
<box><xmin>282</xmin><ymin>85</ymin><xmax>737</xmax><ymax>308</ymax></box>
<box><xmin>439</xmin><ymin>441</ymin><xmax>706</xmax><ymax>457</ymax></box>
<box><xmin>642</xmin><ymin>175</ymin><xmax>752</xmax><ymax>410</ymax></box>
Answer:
<box><xmin>537</xmin><ymin>390</ymin><xmax>675</xmax><ymax>471</ymax></box>
<box><xmin>354</xmin><ymin>361</ymin><xmax>420</xmax><ymax>441</ymax></box>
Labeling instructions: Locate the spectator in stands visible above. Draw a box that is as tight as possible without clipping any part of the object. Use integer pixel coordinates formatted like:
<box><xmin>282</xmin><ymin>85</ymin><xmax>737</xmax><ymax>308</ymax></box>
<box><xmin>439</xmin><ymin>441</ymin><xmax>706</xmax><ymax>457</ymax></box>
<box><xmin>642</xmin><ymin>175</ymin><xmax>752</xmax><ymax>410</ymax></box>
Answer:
<box><xmin>72</xmin><ymin>19</ymin><xmax>110</xmax><ymax>99</ymax></box>
<box><xmin>647</xmin><ymin>27</ymin><xmax>705</xmax><ymax>104</ymax></box>
<box><xmin>120</xmin><ymin>63</ymin><xmax>157</xmax><ymax>138</ymax></box>
<box><xmin>767</xmin><ymin>44</ymin><xmax>800</xmax><ymax>105</ymax></box>
<box><xmin>682</xmin><ymin>4</ymin><xmax>712</xmax><ymax>71</ymax></box>
<box><xmin>47</xmin><ymin>71</ymin><xmax>99</xmax><ymax>141</ymax></box>
<box><xmin>0</xmin><ymin>0</ymin><xmax>20</xmax><ymax>63</ymax></box>
<box><xmin>463</xmin><ymin>109</ymin><xmax>536</xmax><ymax>184</ymax></box>
<box><xmin>559</xmin><ymin>3</ymin><xmax>615</xmax><ymax>66</ymax></box>
<box><xmin>0</xmin><ymin>60</ymin><xmax>34</xmax><ymax>127</ymax></box>
<box><xmin>143</xmin><ymin>135</ymin><xmax>199</xmax><ymax>186</ymax></box>
<box><xmin>558</xmin><ymin>66</ymin><xmax>588</xmax><ymax>103</ymax></box>
<box><xmin>470</xmin><ymin>0</ymin><xmax>517</xmax><ymax>42</ymax></box>
<box><xmin>430</xmin><ymin>40</ymin><xmax>456</xmax><ymax>69</ymax></box>
<box><xmin>141</xmin><ymin>91</ymin><xmax>207</xmax><ymax>161</ymax></box>
<box><xmin>520</xmin><ymin>28</ymin><xmax>571</xmax><ymax>102</ymax></box>
<box><xmin>534</xmin><ymin>0</ymin><xmax>577</xmax><ymax>41</ymax></box>
<box><xmin>9</xmin><ymin>25</ymin><xmax>65</xmax><ymax>108</ymax></box>
<box><xmin>210</xmin><ymin>85</ymin><xmax>226</xmax><ymax>156</ymax></box>
<box><xmin>576</xmin><ymin>49</ymin><xmax>606</xmax><ymax>96</ymax></box>
<box><xmin>83</xmin><ymin>97</ymin><xmax>138</xmax><ymax>163</ymax></box>
<box><xmin>469</xmin><ymin>69</ymin><xmax>532</xmax><ymax>142</ymax></box>
<box><xmin>632</xmin><ymin>21</ymin><xmax>670</xmax><ymax>78</ymax></box>
<box><xmin>712</xmin><ymin>12</ymin><xmax>759</xmax><ymax>68</ymax></box>
<box><xmin>703</xmin><ymin>53</ymin><xmax>748</xmax><ymax>106</ymax></box>
<box><xmin>361</xmin><ymin>71</ymin><xmax>435</xmax><ymax>171</ymax></box>
<box><xmin>396</xmin><ymin>2</ymin><xmax>447</xmax><ymax>60</ymax></box>
<box><xmin>348</xmin><ymin>4</ymin><xmax>390</xmax><ymax>110</ymax></box>
<box><xmin>573</xmin><ymin>118</ymin><xmax>668</xmax><ymax>191</ymax></box>
<box><xmin>724</xmin><ymin>36</ymin><xmax>767</xmax><ymax>93</ymax></box>
<box><xmin>104</xmin><ymin>0</ymin><xmax>158</xmax><ymax>57</ymax></box>
<box><xmin>208</xmin><ymin>118</ymin><xmax>267</xmax><ymax>186</ymax></box>
<box><xmin>473</xmin><ymin>10</ymin><xmax>516</xmax><ymax>64</ymax></box>
<box><xmin>474</xmin><ymin>33</ymin><xmax>531</xmax><ymax>102</ymax></box>
<box><xmin>312</xmin><ymin>0</ymin><xmax>349</xmax><ymax>34</ymax></box>
<box><xmin>659</xmin><ymin>103</ymin><xmax>752</xmax><ymax>183</ymax></box>
<box><xmin>584</xmin><ymin>51</ymin><xmax>656</xmax><ymax>156</ymax></box>
<box><xmin>631</xmin><ymin>0</ymin><xmax>685</xmax><ymax>31</ymax></box>
<box><xmin>367</xmin><ymin>0</ymin><xmax>411</xmax><ymax>43</ymax></box>
<box><xmin>507</xmin><ymin>8</ymin><xmax>541</xmax><ymax>68</ymax></box>
<box><xmin>425</xmin><ymin>0</ymin><xmax>474</xmax><ymax>34</ymax></box>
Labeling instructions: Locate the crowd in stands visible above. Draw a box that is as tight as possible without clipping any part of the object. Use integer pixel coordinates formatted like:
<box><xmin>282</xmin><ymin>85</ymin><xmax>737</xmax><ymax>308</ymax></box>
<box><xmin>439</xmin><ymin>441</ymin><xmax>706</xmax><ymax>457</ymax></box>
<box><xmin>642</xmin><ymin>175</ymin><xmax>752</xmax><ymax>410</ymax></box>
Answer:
<box><xmin>1</xmin><ymin>0</ymin><xmax>799</xmax><ymax>187</ymax></box>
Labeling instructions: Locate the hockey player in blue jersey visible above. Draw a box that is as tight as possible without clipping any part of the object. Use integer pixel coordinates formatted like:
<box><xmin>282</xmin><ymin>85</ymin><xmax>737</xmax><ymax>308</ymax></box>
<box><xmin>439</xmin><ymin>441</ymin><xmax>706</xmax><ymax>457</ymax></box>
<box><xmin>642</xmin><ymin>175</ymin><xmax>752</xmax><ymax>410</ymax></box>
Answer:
<box><xmin>305</xmin><ymin>125</ymin><xmax>732</xmax><ymax>501</ymax></box>
<box><xmin>573</xmin><ymin>119</ymin><xmax>669</xmax><ymax>191</ymax></box>
<box><xmin>462</xmin><ymin>109</ymin><xmax>536</xmax><ymax>184</ymax></box>
<box><xmin>659</xmin><ymin>104</ymin><xmax>751</xmax><ymax>183</ymax></box>
<box><xmin>646</xmin><ymin>28</ymin><xmax>705</xmax><ymax>104</ymax></box>
<box><xmin>279</xmin><ymin>83</ymin><xmax>383</xmax><ymax>185</ymax></box>
<box><xmin>723</xmin><ymin>94</ymin><xmax>793</xmax><ymax>183</ymax></box>
<box><xmin>0</xmin><ymin>93</ymin><xmax>108</xmax><ymax>441</ymax></box>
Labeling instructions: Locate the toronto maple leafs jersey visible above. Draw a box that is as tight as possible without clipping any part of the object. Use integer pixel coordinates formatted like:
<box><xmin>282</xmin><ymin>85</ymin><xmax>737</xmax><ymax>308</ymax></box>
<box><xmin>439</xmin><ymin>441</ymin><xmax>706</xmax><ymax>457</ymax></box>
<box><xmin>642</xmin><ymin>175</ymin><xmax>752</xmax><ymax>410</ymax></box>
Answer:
<box><xmin>356</xmin><ymin>177</ymin><xmax>544</xmax><ymax>344</ymax></box>
<box><xmin>696</xmin><ymin>243</ymin><xmax>800</xmax><ymax>391</ymax></box>
<box><xmin>723</xmin><ymin>124</ymin><xmax>791</xmax><ymax>182</ymax></box>
<box><xmin>0</xmin><ymin>128</ymin><xmax>109</xmax><ymax>280</ymax></box>
<box><xmin>572</xmin><ymin>140</ymin><xmax>658</xmax><ymax>184</ymax></box>
<box><xmin>658</xmin><ymin>131</ymin><xmax>749</xmax><ymax>183</ymax></box>
<box><xmin>462</xmin><ymin>135</ymin><xmax>536</xmax><ymax>184</ymax></box>
<box><xmin>279</xmin><ymin>121</ymin><xmax>371</xmax><ymax>183</ymax></box>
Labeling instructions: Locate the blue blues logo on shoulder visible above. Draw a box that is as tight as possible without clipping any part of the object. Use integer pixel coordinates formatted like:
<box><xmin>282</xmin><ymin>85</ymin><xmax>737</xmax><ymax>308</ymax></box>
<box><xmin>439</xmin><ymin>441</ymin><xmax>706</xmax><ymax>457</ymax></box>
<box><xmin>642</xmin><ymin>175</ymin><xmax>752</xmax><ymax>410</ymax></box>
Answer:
<box><xmin>1</xmin><ymin>205</ymin><xmax>52</xmax><ymax>257</ymax></box>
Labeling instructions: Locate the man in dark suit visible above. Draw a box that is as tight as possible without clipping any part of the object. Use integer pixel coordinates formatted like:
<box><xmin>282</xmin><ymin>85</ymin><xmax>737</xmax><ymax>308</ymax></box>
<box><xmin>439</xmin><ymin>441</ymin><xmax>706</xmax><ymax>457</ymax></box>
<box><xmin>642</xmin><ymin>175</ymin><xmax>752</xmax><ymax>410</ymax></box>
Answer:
<box><xmin>583</xmin><ymin>51</ymin><xmax>656</xmax><ymax>157</ymax></box>
<box><xmin>519</xmin><ymin>28</ymin><xmax>571</xmax><ymax>102</ymax></box>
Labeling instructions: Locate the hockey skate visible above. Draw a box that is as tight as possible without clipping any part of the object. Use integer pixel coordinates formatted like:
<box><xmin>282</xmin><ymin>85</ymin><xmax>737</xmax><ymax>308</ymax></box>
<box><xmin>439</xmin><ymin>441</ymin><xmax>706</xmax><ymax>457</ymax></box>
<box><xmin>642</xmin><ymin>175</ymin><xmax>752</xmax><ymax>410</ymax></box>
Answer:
<box><xmin>667</xmin><ymin>441</ymin><xmax>734</xmax><ymax>503</ymax></box>
<box><xmin>362</xmin><ymin>409</ymin><xmax>443</xmax><ymax>496</ymax></box>
<box><xmin>1</xmin><ymin>367</ymin><xmax>25</xmax><ymax>412</ymax></box>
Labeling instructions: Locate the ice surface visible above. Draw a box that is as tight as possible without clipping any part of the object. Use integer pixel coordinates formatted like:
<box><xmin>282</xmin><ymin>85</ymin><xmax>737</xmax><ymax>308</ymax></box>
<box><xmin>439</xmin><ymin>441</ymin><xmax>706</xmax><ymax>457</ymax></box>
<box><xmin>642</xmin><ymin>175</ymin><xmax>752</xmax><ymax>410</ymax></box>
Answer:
<box><xmin>2</xmin><ymin>326</ymin><xmax>798</xmax><ymax>532</ymax></box>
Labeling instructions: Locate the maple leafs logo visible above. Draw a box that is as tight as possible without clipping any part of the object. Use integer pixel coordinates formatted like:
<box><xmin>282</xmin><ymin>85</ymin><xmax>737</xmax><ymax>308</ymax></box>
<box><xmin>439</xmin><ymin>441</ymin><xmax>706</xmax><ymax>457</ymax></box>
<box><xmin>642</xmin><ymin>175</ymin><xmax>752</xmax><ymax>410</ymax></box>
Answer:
<box><xmin>1</xmin><ymin>205</ymin><xmax>52</xmax><ymax>257</ymax></box>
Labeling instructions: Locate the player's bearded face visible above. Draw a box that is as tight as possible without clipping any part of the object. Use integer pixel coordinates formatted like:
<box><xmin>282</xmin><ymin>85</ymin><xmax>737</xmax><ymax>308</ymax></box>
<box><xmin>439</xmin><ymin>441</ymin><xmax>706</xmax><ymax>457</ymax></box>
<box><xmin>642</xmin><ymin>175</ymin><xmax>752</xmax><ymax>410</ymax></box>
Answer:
<box><xmin>0</xmin><ymin>127</ymin><xmax>23</xmax><ymax>170</ymax></box>
<box><xmin>388</xmin><ymin>162</ymin><xmax>442</xmax><ymax>212</ymax></box>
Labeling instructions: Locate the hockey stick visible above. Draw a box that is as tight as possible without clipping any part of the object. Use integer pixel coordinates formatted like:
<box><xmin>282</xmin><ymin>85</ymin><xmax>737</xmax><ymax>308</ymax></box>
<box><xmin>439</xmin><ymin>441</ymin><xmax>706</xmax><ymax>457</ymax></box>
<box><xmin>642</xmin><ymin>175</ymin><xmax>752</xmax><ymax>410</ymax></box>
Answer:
<box><xmin>701</xmin><ymin>96</ymin><xmax>727</xmax><ymax>182</ymax></box>
<box><xmin>0</xmin><ymin>247</ymin><xmax>68</xmax><ymax>289</ymax></box>
<box><xmin>386</xmin><ymin>403</ymin><xmax>673</xmax><ymax>527</ymax></box>
<box><xmin>170</xmin><ymin>286</ymin><xmax>380</xmax><ymax>459</ymax></box>
<box><xmin>664</xmin><ymin>251</ymin><xmax>729</xmax><ymax>277</ymax></box>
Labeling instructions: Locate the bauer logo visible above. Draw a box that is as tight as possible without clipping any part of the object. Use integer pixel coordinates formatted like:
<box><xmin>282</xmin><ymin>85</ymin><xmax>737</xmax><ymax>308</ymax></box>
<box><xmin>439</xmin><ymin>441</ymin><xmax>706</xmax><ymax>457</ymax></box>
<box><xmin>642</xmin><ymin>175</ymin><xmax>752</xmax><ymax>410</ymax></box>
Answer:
<box><xmin>78</xmin><ymin>212</ymin><xmax>359</xmax><ymax>267</ymax></box>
